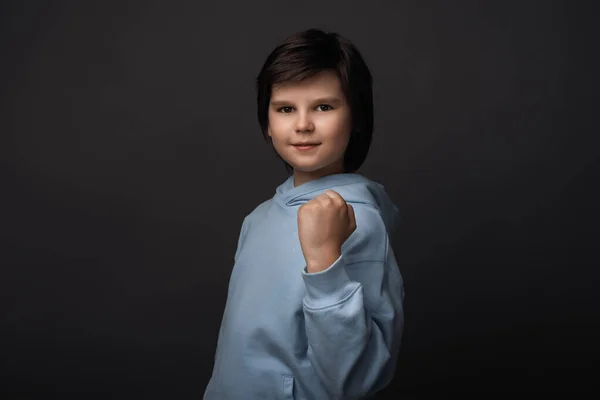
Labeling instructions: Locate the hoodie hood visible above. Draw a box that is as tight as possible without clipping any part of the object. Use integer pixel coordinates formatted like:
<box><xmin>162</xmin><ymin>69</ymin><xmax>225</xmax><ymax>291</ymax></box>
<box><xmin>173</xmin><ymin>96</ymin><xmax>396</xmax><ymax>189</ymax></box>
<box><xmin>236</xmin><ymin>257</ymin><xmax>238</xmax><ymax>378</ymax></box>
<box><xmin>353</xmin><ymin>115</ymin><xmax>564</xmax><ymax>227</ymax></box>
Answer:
<box><xmin>274</xmin><ymin>173</ymin><xmax>401</xmax><ymax>236</ymax></box>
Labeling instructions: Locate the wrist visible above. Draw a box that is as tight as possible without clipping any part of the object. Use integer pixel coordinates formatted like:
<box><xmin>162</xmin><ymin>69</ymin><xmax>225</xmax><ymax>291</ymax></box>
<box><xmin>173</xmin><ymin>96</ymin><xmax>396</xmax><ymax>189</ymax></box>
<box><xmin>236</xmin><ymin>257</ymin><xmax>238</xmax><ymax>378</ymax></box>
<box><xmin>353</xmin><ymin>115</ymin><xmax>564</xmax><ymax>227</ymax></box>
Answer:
<box><xmin>305</xmin><ymin>249</ymin><xmax>341</xmax><ymax>273</ymax></box>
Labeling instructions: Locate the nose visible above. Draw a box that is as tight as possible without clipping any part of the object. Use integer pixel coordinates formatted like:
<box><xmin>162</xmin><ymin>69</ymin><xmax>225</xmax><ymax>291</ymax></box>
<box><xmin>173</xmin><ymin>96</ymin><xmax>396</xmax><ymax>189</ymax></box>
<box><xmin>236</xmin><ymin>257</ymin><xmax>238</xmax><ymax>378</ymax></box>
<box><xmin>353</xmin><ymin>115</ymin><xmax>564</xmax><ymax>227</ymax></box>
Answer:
<box><xmin>294</xmin><ymin>111</ymin><xmax>314</xmax><ymax>133</ymax></box>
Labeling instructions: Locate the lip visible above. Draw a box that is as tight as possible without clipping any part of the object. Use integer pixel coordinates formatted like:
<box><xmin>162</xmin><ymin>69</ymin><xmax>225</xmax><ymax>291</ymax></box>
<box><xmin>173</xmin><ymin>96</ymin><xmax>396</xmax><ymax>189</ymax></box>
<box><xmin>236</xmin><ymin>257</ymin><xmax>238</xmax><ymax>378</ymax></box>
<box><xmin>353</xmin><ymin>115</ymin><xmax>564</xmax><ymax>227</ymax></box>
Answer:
<box><xmin>293</xmin><ymin>144</ymin><xmax>320</xmax><ymax>151</ymax></box>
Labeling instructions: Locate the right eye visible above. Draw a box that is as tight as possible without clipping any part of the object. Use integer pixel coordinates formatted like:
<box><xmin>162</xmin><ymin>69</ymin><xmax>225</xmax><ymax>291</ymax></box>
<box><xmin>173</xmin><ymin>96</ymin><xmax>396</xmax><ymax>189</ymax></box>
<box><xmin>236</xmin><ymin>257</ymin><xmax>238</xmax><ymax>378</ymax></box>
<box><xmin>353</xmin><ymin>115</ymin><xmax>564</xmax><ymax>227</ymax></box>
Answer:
<box><xmin>278</xmin><ymin>107</ymin><xmax>294</xmax><ymax>113</ymax></box>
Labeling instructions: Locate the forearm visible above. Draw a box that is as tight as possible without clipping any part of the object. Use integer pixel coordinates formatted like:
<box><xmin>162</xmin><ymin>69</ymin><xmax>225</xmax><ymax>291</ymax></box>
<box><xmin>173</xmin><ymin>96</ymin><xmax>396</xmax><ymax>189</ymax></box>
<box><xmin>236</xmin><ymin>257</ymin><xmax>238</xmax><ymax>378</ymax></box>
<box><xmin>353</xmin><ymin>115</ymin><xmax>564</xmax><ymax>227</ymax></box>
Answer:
<box><xmin>301</xmin><ymin>256</ymin><xmax>400</xmax><ymax>398</ymax></box>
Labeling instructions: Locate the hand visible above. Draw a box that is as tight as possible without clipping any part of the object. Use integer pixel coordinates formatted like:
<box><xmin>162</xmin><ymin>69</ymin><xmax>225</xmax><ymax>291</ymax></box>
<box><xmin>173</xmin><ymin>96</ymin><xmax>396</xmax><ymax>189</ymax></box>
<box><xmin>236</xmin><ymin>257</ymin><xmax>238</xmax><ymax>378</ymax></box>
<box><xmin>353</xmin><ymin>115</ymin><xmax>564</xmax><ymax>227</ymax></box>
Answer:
<box><xmin>297</xmin><ymin>190</ymin><xmax>357</xmax><ymax>273</ymax></box>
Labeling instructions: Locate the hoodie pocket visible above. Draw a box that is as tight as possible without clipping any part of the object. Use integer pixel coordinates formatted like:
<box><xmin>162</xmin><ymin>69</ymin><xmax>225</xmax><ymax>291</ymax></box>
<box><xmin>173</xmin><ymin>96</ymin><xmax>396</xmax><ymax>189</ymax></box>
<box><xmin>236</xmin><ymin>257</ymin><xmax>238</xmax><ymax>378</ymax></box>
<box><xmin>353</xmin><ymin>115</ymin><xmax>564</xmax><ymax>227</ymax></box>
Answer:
<box><xmin>282</xmin><ymin>375</ymin><xmax>295</xmax><ymax>399</ymax></box>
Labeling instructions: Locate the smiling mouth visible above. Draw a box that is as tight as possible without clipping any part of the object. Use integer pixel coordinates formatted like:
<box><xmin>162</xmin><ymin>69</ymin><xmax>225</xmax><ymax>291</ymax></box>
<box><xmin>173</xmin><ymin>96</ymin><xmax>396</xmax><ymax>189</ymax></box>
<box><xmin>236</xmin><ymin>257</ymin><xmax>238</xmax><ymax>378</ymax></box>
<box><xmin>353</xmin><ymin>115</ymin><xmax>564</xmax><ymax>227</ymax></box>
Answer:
<box><xmin>293</xmin><ymin>144</ymin><xmax>320</xmax><ymax>151</ymax></box>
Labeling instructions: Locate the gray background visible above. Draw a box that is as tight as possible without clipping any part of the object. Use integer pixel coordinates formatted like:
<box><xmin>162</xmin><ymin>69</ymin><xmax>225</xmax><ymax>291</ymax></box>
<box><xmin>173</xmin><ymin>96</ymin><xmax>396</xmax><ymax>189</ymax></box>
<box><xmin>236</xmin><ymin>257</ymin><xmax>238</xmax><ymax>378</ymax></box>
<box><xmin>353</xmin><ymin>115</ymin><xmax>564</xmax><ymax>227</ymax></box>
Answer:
<box><xmin>1</xmin><ymin>0</ymin><xmax>596</xmax><ymax>397</ymax></box>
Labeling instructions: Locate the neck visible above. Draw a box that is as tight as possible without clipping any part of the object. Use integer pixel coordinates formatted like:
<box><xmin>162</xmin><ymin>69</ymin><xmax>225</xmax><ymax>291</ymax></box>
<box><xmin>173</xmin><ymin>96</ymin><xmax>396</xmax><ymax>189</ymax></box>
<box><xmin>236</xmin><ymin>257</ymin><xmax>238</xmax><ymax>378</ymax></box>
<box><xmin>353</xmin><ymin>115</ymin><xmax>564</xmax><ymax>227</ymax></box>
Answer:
<box><xmin>293</xmin><ymin>163</ymin><xmax>345</xmax><ymax>188</ymax></box>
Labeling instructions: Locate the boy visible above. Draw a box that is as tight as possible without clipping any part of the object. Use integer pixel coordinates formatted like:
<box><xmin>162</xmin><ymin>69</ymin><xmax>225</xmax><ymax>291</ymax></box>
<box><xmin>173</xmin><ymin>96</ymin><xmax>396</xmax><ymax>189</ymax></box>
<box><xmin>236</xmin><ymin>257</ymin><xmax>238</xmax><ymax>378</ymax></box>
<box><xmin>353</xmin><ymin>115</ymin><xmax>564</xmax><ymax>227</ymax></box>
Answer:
<box><xmin>204</xmin><ymin>28</ymin><xmax>404</xmax><ymax>399</ymax></box>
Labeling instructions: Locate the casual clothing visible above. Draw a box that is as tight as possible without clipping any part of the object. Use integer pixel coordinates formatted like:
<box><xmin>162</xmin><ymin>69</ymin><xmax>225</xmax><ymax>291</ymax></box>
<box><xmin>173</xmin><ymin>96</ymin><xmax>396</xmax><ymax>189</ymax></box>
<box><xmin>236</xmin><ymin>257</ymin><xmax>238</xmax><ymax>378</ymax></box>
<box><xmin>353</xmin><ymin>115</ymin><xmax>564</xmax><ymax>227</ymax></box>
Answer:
<box><xmin>204</xmin><ymin>173</ymin><xmax>404</xmax><ymax>399</ymax></box>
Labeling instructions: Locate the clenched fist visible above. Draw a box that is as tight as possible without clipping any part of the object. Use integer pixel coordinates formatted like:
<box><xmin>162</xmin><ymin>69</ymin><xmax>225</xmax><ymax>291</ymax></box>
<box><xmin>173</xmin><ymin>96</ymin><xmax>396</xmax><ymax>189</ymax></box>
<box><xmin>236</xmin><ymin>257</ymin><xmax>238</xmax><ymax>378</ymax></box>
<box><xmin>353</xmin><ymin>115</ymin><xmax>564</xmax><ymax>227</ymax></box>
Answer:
<box><xmin>297</xmin><ymin>189</ymin><xmax>357</xmax><ymax>273</ymax></box>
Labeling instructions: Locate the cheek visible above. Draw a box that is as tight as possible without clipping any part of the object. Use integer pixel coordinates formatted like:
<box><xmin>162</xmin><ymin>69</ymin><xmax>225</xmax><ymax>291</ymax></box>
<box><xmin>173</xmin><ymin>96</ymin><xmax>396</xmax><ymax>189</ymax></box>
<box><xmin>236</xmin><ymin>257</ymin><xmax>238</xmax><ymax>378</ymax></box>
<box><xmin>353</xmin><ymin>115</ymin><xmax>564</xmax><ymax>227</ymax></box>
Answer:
<box><xmin>322</xmin><ymin>114</ymin><xmax>351</xmax><ymax>140</ymax></box>
<box><xmin>268</xmin><ymin>114</ymin><xmax>285</xmax><ymax>138</ymax></box>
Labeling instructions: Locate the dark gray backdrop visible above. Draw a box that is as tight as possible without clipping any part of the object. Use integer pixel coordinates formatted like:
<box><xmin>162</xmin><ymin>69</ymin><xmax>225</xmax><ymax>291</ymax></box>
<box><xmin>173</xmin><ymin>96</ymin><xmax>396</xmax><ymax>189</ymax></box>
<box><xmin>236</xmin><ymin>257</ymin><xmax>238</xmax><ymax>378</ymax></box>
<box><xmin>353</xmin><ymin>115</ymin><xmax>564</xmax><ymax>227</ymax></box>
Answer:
<box><xmin>1</xmin><ymin>0</ymin><xmax>596</xmax><ymax>397</ymax></box>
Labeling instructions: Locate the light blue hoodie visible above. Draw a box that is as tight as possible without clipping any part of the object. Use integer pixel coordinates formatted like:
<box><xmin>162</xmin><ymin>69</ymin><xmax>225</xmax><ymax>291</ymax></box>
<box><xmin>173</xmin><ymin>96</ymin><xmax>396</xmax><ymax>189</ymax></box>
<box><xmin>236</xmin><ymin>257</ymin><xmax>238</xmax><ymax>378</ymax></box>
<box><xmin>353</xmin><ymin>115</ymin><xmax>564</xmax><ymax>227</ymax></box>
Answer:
<box><xmin>204</xmin><ymin>173</ymin><xmax>404</xmax><ymax>400</ymax></box>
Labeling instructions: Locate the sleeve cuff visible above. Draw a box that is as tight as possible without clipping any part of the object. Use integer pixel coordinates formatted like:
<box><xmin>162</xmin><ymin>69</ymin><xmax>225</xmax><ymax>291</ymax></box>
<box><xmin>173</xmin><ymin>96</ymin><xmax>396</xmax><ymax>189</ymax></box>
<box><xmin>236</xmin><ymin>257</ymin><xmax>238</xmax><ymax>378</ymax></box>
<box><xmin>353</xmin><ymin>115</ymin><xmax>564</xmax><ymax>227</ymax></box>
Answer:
<box><xmin>301</xmin><ymin>254</ymin><xmax>359</xmax><ymax>309</ymax></box>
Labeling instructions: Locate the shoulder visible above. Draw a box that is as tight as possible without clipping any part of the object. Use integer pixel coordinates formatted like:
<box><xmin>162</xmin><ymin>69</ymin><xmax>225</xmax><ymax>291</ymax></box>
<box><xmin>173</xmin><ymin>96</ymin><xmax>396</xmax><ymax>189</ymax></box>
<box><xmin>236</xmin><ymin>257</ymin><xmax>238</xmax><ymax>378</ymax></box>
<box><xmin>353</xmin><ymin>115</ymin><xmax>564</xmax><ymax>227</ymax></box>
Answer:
<box><xmin>241</xmin><ymin>198</ymin><xmax>273</xmax><ymax>228</ymax></box>
<box><xmin>342</xmin><ymin>203</ymin><xmax>389</xmax><ymax>265</ymax></box>
<box><xmin>233</xmin><ymin>198</ymin><xmax>273</xmax><ymax>258</ymax></box>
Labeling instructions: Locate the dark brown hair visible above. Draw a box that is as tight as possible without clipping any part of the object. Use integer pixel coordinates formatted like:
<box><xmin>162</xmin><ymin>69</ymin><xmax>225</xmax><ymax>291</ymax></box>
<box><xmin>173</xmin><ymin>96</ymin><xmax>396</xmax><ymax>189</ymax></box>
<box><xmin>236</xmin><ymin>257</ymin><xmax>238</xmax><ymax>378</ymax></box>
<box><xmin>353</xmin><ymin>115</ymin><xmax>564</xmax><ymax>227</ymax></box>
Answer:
<box><xmin>256</xmin><ymin>28</ymin><xmax>374</xmax><ymax>174</ymax></box>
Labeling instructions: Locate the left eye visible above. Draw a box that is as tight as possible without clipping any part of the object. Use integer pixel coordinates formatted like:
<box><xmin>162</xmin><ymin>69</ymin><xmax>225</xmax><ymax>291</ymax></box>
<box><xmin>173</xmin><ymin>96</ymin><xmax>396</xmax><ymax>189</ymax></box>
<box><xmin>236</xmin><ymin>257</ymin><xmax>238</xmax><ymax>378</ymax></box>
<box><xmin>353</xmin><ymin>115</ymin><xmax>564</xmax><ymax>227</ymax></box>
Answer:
<box><xmin>317</xmin><ymin>105</ymin><xmax>332</xmax><ymax>111</ymax></box>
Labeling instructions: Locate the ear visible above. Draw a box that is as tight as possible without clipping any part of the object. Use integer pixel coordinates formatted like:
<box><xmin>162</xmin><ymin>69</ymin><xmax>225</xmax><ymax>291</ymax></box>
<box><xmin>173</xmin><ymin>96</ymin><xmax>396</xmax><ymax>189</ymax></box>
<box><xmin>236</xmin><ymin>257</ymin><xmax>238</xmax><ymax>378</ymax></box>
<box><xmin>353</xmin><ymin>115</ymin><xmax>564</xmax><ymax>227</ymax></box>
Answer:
<box><xmin>267</xmin><ymin>126</ymin><xmax>272</xmax><ymax>138</ymax></box>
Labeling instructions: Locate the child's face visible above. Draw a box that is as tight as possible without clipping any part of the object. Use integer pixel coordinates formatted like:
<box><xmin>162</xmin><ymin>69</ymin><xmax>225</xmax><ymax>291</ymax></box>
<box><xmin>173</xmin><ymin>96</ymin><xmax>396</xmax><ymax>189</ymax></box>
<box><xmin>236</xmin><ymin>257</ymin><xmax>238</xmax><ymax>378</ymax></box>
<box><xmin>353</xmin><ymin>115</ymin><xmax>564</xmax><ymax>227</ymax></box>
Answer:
<box><xmin>268</xmin><ymin>70</ymin><xmax>352</xmax><ymax>181</ymax></box>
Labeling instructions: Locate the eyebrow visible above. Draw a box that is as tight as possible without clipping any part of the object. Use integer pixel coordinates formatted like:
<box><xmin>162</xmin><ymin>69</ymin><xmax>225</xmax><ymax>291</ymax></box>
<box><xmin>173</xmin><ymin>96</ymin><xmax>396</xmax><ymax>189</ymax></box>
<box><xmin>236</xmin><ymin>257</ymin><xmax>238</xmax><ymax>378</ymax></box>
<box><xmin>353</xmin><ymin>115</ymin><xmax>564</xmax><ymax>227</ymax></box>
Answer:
<box><xmin>270</xmin><ymin>97</ymin><xmax>344</xmax><ymax>107</ymax></box>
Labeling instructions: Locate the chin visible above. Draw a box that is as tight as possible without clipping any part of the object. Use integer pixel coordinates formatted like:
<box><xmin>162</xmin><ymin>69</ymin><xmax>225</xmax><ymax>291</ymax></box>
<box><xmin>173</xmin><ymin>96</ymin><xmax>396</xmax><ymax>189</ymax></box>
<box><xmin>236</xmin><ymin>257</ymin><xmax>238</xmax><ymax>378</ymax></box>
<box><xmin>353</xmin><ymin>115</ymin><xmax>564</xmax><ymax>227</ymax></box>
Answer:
<box><xmin>288</xmin><ymin>158</ymin><xmax>341</xmax><ymax>173</ymax></box>
<box><xmin>288</xmin><ymin>163</ymin><xmax>324</xmax><ymax>172</ymax></box>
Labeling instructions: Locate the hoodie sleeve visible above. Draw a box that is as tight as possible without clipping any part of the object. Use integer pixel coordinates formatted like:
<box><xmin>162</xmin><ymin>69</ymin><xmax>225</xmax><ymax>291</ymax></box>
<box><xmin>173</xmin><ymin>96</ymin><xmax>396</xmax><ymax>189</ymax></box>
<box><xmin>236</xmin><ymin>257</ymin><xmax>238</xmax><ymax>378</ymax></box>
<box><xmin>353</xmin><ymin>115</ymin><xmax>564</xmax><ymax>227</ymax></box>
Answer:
<box><xmin>300</xmin><ymin>206</ymin><xmax>404</xmax><ymax>399</ymax></box>
<box><xmin>234</xmin><ymin>216</ymin><xmax>250</xmax><ymax>263</ymax></box>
